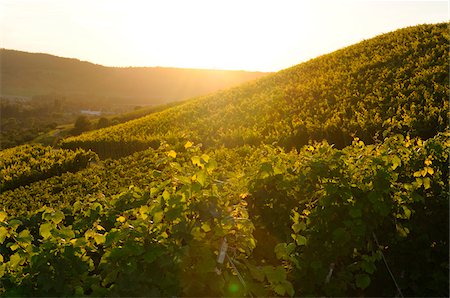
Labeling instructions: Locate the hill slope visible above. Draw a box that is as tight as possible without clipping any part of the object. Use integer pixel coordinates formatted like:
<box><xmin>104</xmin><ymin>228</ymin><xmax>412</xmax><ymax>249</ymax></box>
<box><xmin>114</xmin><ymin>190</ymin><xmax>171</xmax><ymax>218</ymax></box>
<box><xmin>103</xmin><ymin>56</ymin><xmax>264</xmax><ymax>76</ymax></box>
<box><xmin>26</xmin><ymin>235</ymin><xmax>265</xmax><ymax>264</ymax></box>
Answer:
<box><xmin>62</xmin><ymin>23</ymin><xmax>448</xmax><ymax>158</ymax></box>
<box><xmin>0</xmin><ymin>49</ymin><xmax>267</xmax><ymax>104</ymax></box>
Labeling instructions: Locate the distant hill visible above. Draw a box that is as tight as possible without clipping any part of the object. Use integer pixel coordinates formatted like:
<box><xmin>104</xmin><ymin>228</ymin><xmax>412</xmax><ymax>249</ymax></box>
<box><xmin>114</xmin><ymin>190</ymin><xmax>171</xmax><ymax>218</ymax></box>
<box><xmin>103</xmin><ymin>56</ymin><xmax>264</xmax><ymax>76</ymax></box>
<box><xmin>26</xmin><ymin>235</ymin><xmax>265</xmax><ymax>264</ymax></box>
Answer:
<box><xmin>0</xmin><ymin>49</ymin><xmax>268</xmax><ymax>104</ymax></box>
<box><xmin>62</xmin><ymin>23</ymin><xmax>449</xmax><ymax>157</ymax></box>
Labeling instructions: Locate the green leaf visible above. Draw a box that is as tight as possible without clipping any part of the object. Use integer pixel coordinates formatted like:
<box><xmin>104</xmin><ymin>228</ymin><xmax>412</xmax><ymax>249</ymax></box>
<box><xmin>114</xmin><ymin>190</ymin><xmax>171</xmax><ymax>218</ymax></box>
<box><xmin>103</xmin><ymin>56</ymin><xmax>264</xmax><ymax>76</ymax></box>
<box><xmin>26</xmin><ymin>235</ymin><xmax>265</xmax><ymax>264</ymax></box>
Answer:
<box><xmin>274</xmin><ymin>284</ymin><xmax>286</xmax><ymax>296</ymax></box>
<box><xmin>205</xmin><ymin>159</ymin><xmax>218</xmax><ymax>173</ymax></box>
<box><xmin>191</xmin><ymin>156</ymin><xmax>203</xmax><ymax>168</ymax></box>
<box><xmin>264</xmin><ymin>266</ymin><xmax>287</xmax><ymax>284</ymax></box>
<box><xmin>9</xmin><ymin>253</ymin><xmax>21</xmax><ymax>268</ymax></box>
<box><xmin>162</xmin><ymin>190</ymin><xmax>170</xmax><ymax>201</ymax></box>
<box><xmin>274</xmin><ymin>243</ymin><xmax>288</xmax><ymax>260</ymax></box>
<box><xmin>423</xmin><ymin>177</ymin><xmax>431</xmax><ymax>189</ymax></box>
<box><xmin>249</xmin><ymin>265</ymin><xmax>265</xmax><ymax>282</ymax></box>
<box><xmin>282</xmin><ymin>280</ymin><xmax>295</xmax><ymax>297</ymax></box>
<box><xmin>294</xmin><ymin>234</ymin><xmax>307</xmax><ymax>246</ymax></box>
<box><xmin>51</xmin><ymin>210</ymin><xmax>65</xmax><ymax>224</ymax></box>
<box><xmin>259</xmin><ymin>162</ymin><xmax>273</xmax><ymax>179</ymax></box>
<box><xmin>349</xmin><ymin>207</ymin><xmax>362</xmax><ymax>218</ymax></box>
<box><xmin>140</xmin><ymin>205</ymin><xmax>149</xmax><ymax>220</ymax></box>
<box><xmin>153</xmin><ymin>211</ymin><xmax>164</xmax><ymax>224</ymax></box>
<box><xmin>361</xmin><ymin>260</ymin><xmax>376</xmax><ymax>274</ymax></box>
<box><xmin>8</xmin><ymin>219</ymin><xmax>22</xmax><ymax>228</ymax></box>
<box><xmin>9</xmin><ymin>243</ymin><xmax>20</xmax><ymax>251</ymax></box>
<box><xmin>17</xmin><ymin>229</ymin><xmax>33</xmax><ymax>243</ymax></box>
<box><xmin>39</xmin><ymin>223</ymin><xmax>53</xmax><ymax>239</ymax></box>
<box><xmin>0</xmin><ymin>263</ymin><xmax>5</xmax><ymax>278</ymax></box>
<box><xmin>396</xmin><ymin>224</ymin><xmax>409</xmax><ymax>237</ymax></box>
<box><xmin>0</xmin><ymin>226</ymin><xmax>9</xmax><ymax>244</ymax></box>
<box><xmin>402</xmin><ymin>205</ymin><xmax>412</xmax><ymax>219</ymax></box>
<box><xmin>332</xmin><ymin>228</ymin><xmax>349</xmax><ymax>242</ymax></box>
<box><xmin>143</xmin><ymin>248</ymin><xmax>164</xmax><ymax>263</ymax></box>
<box><xmin>196</xmin><ymin>170</ymin><xmax>207</xmax><ymax>187</ymax></box>
<box><xmin>292</xmin><ymin>221</ymin><xmax>306</xmax><ymax>233</ymax></box>
<box><xmin>355</xmin><ymin>273</ymin><xmax>371</xmax><ymax>289</ymax></box>
<box><xmin>94</xmin><ymin>234</ymin><xmax>106</xmax><ymax>245</ymax></box>
<box><xmin>201</xmin><ymin>222</ymin><xmax>211</xmax><ymax>232</ymax></box>
<box><xmin>191</xmin><ymin>227</ymin><xmax>205</xmax><ymax>240</ymax></box>
<box><xmin>391</xmin><ymin>155</ymin><xmax>401</xmax><ymax>170</ymax></box>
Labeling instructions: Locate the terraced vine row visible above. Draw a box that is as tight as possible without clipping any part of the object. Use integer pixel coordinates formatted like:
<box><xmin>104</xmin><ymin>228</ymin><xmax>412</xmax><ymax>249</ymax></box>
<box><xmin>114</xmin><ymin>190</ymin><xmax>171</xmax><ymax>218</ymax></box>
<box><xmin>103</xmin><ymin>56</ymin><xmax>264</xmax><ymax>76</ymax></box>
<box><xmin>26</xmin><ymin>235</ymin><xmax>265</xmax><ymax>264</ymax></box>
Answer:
<box><xmin>1</xmin><ymin>133</ymin><xmax>448</xmax><ymax>296</ymax></box>
<box><xmin>0</xmin><ymin>144</ymin><xmax>98</xmax><ymax>191</ymax></box>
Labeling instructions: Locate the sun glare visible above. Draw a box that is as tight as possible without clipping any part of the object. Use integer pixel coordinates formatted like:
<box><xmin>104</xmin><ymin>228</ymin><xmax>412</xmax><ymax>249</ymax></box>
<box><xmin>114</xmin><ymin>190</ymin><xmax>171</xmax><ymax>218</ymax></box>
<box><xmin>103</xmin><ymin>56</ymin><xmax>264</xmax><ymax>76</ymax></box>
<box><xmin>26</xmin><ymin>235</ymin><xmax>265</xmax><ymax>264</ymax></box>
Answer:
<box><xmin>1</xmin><ymin>0</ymin><xmax>448</xmax><ymax>71</ymax></box>
<box><xmin>98</xmin><ymin>0</ymin><xmax>315</xmax><ymax>71</ymax></box>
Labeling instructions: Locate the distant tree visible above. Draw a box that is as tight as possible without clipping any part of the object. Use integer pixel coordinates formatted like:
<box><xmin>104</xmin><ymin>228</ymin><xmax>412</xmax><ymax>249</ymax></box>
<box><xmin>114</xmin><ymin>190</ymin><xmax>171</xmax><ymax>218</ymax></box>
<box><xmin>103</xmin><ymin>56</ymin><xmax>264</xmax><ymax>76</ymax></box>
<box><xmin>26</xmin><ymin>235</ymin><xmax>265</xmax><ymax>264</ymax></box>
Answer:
<box><xmin>96</xmin><ymin>117</ymin><xmax>111</xmax><ymax>129</ymax></box>
<box><xmin>72</xmin><ymin>115</ymin><xmax>91</xmax><ymax>135</ymax></box>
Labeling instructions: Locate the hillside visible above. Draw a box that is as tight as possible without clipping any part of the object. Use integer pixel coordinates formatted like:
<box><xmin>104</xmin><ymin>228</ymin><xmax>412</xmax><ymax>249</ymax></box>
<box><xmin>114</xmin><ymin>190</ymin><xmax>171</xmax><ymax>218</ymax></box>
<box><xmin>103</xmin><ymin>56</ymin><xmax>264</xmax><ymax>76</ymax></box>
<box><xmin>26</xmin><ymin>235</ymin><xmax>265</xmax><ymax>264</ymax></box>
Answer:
<box><xmin>0</xmin><ymin>23</ymin><xmax>448</xmax><ymax>297</ymax></box>
<box><xmin>62</xmin><ymin>23</ymin><xmax>448</xmax><ymax>158</ymax></box>
<box><xmin>0</xmin><ymin>49</ymin><xmax>267</xmax><ymax>104</ymax></box>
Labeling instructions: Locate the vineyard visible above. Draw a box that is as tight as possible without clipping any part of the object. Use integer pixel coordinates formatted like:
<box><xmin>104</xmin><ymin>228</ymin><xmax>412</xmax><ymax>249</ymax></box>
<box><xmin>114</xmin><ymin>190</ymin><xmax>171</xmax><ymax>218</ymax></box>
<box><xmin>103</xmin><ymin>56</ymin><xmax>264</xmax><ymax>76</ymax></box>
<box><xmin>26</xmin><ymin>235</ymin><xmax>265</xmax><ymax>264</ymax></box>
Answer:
<box><xmin>0</xmin><ymin>144</ymin><xmax>98</xmax><ymax>192</ymax></box>
<box><xmin>0</xmin><ymin>23</ymin><xmax>448</xmax><ymax>296</ymax></box>
<box><xmin>61</xmin><ymin>23</ymin><xmax>448</xmax><ymax>158</ymax></box>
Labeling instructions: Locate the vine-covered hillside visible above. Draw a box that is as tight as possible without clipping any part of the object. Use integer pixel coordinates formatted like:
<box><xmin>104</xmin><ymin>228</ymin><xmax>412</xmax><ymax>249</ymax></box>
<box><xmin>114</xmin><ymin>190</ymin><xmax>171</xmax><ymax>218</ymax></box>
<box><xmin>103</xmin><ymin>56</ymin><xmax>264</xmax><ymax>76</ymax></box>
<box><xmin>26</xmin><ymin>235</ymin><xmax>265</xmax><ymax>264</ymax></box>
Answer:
<box><xmin>0</xmin><ymin>23</ymin><xmax>448</xmax><ymax>297</ymax></box>
<box><xmin>62</xmin><ymin>23</ymin><xmax>448</xmax><ymax>158</ymax></box>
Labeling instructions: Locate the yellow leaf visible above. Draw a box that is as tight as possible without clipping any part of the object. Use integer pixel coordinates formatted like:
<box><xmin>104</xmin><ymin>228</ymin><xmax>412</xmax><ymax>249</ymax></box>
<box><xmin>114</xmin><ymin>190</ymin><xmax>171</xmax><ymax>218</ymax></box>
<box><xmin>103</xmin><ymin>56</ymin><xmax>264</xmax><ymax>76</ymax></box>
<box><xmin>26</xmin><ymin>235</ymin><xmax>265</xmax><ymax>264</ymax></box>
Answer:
<box><xmin>201</xmin><ymin>223</ymin><xmax>211</xmax><ymax>232</ymax></box>
<box><xmin>117</xmin><ymin>216</ymin><xmax>126</xmax><ymax>223</ymax></box>
<box><xmin>184</xmin><ymin>141</ymin><xmax>193</xmax><ymax>149</ymax></box>
<box><xmin>96</xmin><ymin>225</ymin><xmax>105</xmax><ymax>231</ymax></box>
<box><xmin>426</xmin><ymin>167</ymin><xmax>434</xmax><ymax>175</ymax></box>
<box><xmin>94</xmin><ymin>234</ymin><xmax>106</xmax><ymax>245</ymax></box>
<box><xmin>167</xmin><ymin>150</ymin><xmax>177</xmax><ymax>158</ymax></box>
<box><xmin>413</xmin><ymin>171</ymin><xmax>421</xmax><ymax>177</ymax></box>
<box><xmin>423</xmin><ymin>177</ymin><xmax>431</xmax><ymax>189</ymax></box>
<box><xmin>0</xmin><ymin>211</ymin><xmax>7</xmax><ymax>222</ymax></box>
<box><xmin>425</xmin><ymin>159</ymin><xmax>432</xmax><ymax>166</ymax></box>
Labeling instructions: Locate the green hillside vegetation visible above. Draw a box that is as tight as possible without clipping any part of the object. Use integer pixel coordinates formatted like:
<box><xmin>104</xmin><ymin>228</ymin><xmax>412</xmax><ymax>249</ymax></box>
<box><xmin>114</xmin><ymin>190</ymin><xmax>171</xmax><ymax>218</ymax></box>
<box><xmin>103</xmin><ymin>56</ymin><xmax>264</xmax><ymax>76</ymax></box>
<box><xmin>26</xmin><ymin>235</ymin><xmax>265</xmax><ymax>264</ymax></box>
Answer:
<box><xmin>0</xmin><ymin>23</ymin><xmax>448</xmax><ymax>297</ymax></box>
<box><xmin>61</xmin><ymin>23</ymin><xmax>448</xmax><ymax>158</ymax></box>
<box><xmin>0</xmin><ymin>49</ymin><xmax>267</xmax><ymax>104</ymax></box>
<box><xmin>0</xmin><ymin>144</ymin><xmax>98</xmax><ymax>191</ymax></box>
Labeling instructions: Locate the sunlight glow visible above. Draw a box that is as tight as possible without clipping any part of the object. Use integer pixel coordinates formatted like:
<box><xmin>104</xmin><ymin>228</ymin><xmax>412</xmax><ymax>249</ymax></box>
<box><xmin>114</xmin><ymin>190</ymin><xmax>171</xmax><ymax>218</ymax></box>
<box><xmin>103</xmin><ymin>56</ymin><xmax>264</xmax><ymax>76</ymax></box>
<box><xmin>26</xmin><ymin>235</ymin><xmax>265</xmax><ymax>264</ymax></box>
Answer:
<box><xmin>0</xmin><ymin>0</ymin><xmax>448</xmax><ymax>71</ymax></box>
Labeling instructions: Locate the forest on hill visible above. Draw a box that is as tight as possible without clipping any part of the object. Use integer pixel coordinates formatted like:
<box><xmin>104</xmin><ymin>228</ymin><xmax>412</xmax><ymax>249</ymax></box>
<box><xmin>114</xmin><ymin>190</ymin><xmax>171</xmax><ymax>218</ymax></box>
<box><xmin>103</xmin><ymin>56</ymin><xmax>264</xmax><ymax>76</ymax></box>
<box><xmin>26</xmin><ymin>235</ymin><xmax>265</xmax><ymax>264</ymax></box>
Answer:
<box><xmin>0</xmin><ymin>23</ymin><xmax>448</xmax><ymax>297</ymax></box>
<box><xmin>0</xmin><ymin>49</ymin><xmax>267</xmax><ymax>104</ymax></box>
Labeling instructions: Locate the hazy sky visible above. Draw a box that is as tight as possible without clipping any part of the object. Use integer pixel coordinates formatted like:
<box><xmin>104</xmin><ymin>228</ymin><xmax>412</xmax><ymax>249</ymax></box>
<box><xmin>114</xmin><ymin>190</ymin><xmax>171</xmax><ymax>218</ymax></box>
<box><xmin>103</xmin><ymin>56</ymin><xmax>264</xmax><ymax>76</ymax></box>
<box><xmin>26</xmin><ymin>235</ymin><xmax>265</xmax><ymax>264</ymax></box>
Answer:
<box><xmin>1</xmin><ymin>0</ymin><xmax>448</xmax><ymax>71</ymax></box>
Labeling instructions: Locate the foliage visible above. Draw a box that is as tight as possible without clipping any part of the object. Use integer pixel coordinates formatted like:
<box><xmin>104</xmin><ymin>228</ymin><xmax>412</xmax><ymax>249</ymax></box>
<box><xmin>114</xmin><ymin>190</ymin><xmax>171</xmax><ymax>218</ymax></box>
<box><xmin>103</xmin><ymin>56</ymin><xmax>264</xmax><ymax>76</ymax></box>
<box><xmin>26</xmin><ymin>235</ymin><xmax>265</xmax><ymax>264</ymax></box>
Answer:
<box><xmin>0</xmin><ymin>144</ymin><xmax>98</xmax><ymax>191</ymax></box>
<box><xmin>0</xmin><ymin>23</ymin><xmax>448</xmax><ymax>297</ymax></box>
<box><xmin>246</xmin><ymin>133</ymin><xmax>449</xmax><ymax>296</ymax></box>
<box><xmin>61</xmin><ymin>23</ymin><xmax>448</xmax><ymax>158</ymax></box>
<box><xmin>1</xmin><ymin>133</ymin><xmax>448</xmax><ymax>296</ymax></box>
<box><xmin>72</xmin><ymin>115</ymin><xmax>92</xmax><ymax>135</ymax></box>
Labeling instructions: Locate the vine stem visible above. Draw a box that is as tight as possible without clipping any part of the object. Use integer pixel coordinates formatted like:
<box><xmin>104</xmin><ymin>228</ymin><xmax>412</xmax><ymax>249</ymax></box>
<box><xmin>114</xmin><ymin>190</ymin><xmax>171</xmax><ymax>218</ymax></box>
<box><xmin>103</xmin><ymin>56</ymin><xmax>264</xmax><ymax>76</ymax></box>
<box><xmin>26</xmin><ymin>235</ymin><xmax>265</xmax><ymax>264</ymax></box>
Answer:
<box><xmin>372</xmin><ymin>232</ymin><xmax>404</xmax><ymax>298</ymax></box>
<box><xmin>226</xmin><ymin>253</ymin><xmax>254</xmax><ymax>298</ymax></box>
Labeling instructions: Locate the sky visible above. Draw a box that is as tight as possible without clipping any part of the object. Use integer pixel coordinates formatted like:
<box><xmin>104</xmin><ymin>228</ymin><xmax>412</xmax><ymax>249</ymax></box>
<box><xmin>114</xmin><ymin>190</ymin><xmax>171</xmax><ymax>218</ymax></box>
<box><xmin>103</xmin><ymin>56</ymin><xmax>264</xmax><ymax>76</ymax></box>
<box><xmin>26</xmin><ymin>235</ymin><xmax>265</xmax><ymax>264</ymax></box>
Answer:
<box><xmin>0</xmin><ymin>0</ymin><xmax>448</xmax><ymax>72</ymax></box>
